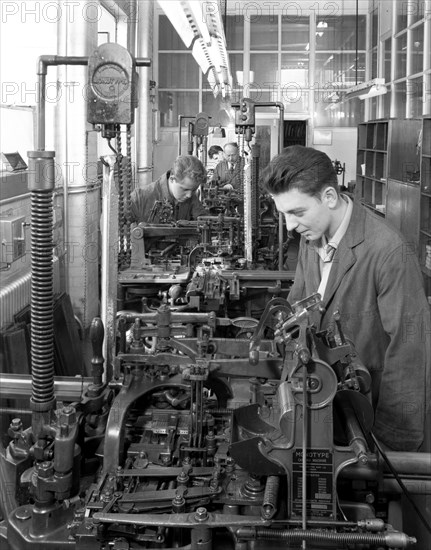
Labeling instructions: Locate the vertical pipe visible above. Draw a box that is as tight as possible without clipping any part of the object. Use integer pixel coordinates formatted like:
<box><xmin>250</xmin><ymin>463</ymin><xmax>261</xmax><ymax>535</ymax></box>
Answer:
<box><xmin>100</xmin><ymin>157</ymin><xmax>119</xmax><ymax>381</ymax></box>
<box><xmin>277</xmin><ymin>103</ymin><xmax>285</xmax><ymax>270</ymax></box>
<box><xmin>243</xmin><ymin>17</ymin><xmax>251</xmax><ymax>95</ymax></box>
<box><xmin>136</xmin><ymin>0</ymin><xmax>154</xmax><ymax>186</ymax></box>
<box><xmin>36</xmin><ymin>70</ymin><xmax>47</xmax><ymax>151</ymax></box>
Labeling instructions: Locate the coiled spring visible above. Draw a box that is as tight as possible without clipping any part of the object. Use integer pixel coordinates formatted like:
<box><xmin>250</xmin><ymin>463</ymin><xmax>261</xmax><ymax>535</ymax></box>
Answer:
<box><xmin>30</xmin><ymin>190</ymin><xmax>54</xmax><ymax>405</ymax></box>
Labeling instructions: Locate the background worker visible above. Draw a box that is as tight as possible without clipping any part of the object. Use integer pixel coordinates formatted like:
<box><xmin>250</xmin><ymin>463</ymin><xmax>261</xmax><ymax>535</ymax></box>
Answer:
<box><xmin>130</xmin><ymin>155</ymin><xmax>207</xmax><ymax>224</ymax></box>
<box><xmin>260</xmin><ymin>145</ymin><xmax>430</xmax><ymax>452</ymax></box>
<box><xmin>211</xmin><ymin>142</ymin><xmax>245</xmax><ymax>190</ymax></box>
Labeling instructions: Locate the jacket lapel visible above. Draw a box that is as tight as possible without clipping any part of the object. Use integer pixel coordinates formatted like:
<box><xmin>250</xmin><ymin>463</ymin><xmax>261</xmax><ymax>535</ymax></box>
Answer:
<box><xmin>322</xmin><ymin>201</ymin><xmax>366</xmax><ymax>305</ymax></box>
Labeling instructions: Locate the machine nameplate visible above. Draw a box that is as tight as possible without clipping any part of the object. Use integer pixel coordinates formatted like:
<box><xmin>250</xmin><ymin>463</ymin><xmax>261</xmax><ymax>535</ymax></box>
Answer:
<box><xmin>292</xmin><ymin>448</ymin><xmax>333</xmax><ymax>518</ymax></box>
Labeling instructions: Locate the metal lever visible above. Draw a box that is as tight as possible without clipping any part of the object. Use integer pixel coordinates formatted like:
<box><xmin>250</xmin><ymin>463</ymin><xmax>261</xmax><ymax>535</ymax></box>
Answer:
<box><xmin>90</xmin><ymin>317</ymin><xmax>105</xmax><ymax>387</ymax></box>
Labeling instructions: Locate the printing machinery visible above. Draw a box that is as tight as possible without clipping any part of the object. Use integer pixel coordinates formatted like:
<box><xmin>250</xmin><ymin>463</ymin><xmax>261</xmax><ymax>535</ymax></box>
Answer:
<box><xmin>1</xmin><ymin>43</ymin><xmax>430</xmax><ymax>550</ymax></box>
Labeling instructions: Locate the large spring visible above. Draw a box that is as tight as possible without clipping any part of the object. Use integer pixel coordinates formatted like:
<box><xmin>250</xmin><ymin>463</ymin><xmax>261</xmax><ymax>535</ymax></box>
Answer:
<box><xmin>30</xmin><ymin>189</ymin><xmax>54</xmax><ymax>405</ymax></box>
<box><xmin>261</xmin><ymin>476</ymin><xmax>280</xmax><ymax>519</ymax></box>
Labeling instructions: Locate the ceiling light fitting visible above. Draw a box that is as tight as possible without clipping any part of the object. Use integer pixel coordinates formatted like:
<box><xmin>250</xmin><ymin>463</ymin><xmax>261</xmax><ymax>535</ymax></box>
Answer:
<box><xmin>344</xmin><ymin>78</ymin><xmax>387</xmax><ymax>100</ymax></box>
<box><xmin>158</xmin><ymin>0</ymin><xmax>232</xmax><ymax>98</ymax></box>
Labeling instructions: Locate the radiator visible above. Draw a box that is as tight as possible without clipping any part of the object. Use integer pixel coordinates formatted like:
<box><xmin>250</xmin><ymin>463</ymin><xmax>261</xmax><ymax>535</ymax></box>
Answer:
<box><xmin>0</xmin><ymin>257</ymin><xmax>60</xmax><ymax>328</ymax></box>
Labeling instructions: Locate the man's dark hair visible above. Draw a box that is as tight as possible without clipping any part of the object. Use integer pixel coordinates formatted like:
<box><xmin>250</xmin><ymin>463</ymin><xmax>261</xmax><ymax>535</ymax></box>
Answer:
<box><xmin>172</xmin><ymin>155</ymin><xmax>207</xmax><ymax>186</ymax></box>
<box><xmin>260</xmin><ymin>145</ymin><xmax>338</xmax><ymax>197</ymax></box>
<box><xmin>208</xmin><ymin>145</ymin><xmax>223</xmax><ymax>159</ymax></box>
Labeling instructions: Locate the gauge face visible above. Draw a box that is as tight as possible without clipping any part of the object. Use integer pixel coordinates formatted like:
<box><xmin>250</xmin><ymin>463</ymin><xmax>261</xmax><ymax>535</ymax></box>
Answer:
<box><xmin>91</xmin><ymin>62</ymin><xmax>129</xmax><ymax>101</ymax></box>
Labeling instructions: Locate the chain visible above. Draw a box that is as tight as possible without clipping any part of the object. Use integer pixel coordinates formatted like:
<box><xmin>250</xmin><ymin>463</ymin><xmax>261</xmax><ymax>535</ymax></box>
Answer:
<box><xmin>125</xmin><ymin>124</ymin><xmax>133</xmax><ymax>266</ymax></box>
<box><xmin>116</xmin><ymin>125</ymin><xmax>125</xmax><ymax>268</ymax></box>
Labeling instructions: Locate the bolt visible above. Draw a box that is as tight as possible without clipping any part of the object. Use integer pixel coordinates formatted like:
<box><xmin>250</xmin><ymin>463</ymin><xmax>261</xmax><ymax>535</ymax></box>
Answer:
<box><xmin>194</xmin><ymin>507</ymin><xmax>208</xmax><ymax>522</ymax></box>
<box><xmin>307</xmin><ymin>377</ymin><xmax>319</xmax><ymax>390</ymax></box>
<box><xmin>225</xmin><ymin>457</ymin><xmax>235</xmax><ymax>473</ymax></box>
<box><xmin>365</xmin><ymin>492</ymin><xmax>375</xmax><ymax>504</ymax></box>
<box><xmin>59</xmin><ymin>406</ymin><xmax>76</xmax><ymax>426</ymax></box>
<box><xmin>15</xmin><ymin>507</ymin><xmax>31</xmax><ymax>521</ymax></box>
<box><xmin>298</xmin><ymin>349</ymin><xmax>311</xmax><ymax>364</ymax></box>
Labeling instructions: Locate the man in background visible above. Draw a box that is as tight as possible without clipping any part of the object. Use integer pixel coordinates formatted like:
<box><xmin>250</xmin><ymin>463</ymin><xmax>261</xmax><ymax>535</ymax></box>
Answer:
<box><xmin>211</xmin><ymin>142</ymin><xmax>245</xmax><ymax>190</ymax></box>
<box><xmin>130</xmin><ymin>155</ymin><xmax>207</xmax><ymax>224</ymax></box>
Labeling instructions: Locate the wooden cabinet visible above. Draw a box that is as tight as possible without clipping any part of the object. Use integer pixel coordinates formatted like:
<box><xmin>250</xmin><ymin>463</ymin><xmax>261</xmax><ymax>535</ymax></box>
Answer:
<box><xmin>419</xmin><ymin>117</ymin><xmax>431</xmax><ymax>300</ymax></box>
<box><xmin>355</xmin><ymin>119</ymin><xmax>421</xmax><ymax>216</ymax></box>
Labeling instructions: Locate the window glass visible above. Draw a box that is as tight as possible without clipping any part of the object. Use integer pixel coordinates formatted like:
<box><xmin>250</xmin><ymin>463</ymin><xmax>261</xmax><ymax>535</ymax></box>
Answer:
<box><xmin>250</xmin><ymin>53</ymin><xmax>279</xmax><ymax>89</ymax></box>
<box><xmin>384</xmin><ymin>38</ymin><xmax>392</xmax><ymax>84</ymax></box>
<box><xmin>408</xmin><ymin>77</ymin><xmax>423</xmax><ymax>117</ymax></box>
<box><xmin>383</xmin><ymin>86</ymin><xmax>392</xmax><ymax>118</ymax></box>
<box><xmin>395</xmin><ymin>1</ymin><xmax>408</xmax><ymax>33</ymax></box>
<box><xmin>408</xmin><ymin>0</ymin><xmax>425</xmax><ymax>25</ymax></box>
<box><xmin>250</xmin><ymin>89</ymin><xmax>277</xmax><ymax>107</ymax></box>
<box><xmin>250</xmin><ymin>15</ymin><xmax>278</xmax><ymax>50</ymax></box>
<box><xmin>228</xmin><ymin>53</ymin><xmax>244</xmax><ymax>88</ymax></box>
<box><xmin>281</xmin><ymin>89</ymin><xmax>308</xmax><ymax>113</ymax></box>
<box><xmin>225</xmin><ymin>15</ymin><xmax>244</xmax><ymax>50</ymax></box>
<box><xmin>395</xmin><ymin>33</ymin><xmax>407</xmax><ymax>80</ymax></box>
<box><xmin>315</xmin><ymin>15</ymin><xmax>366</xmax><ymax>51</ymax></box>
<box><xmin>371</xmin><ymin>9</ymin><xmax>378</xmax><ymax>49</ymax></box>
<box><xmin>158</xmin><ymin>53</ymin><xmax>199</xmax><ymax>88</ymax></box>
<box><xmin>281</xmin><ymin>16</ymin><xmax>309</xmax><ymax>51</ymax></box>
<box><xmin>202</xmin><ymin>93</ymin><xmax>232</xmax><ymax>127</ymax></box>
<box><xmin>159</xmin><ymin>91</ymin><xmax>199</xmax><ymax>127</ymax></box>
<box><xmin>393</xmin><ymin>80</ymin><xmax>407</xmax><ymax>118</ymax></box>
<box><xmin>159</xmin><ymin>15</ymin><xmax>187</xmax><ymax>50</ymax></box>
<box><xmin>315</xmin><ymin>52</ymin><xmax>365</xmax><ymax>89</ymax></box>
<box><xmin>371</xmin><ymin>48</ymin><xmax>378</xmax><ymax>80</ymax></box>
<box><xmin>369</xmin><ymin>97</ymin><xmax>378</xmax><ymax>120</ymax></box>
<box><xmin>313</xmin><ymin>97</ymin><xmax>364</xmax><ymax>127</ymax></box>
<box><xmin>410</xmin><ymin>24</ymin><xmax>424</xmax><ymax>76</ymax></box>
<box><xmin>281</xmin><ymin>53</ymin><xmax>309</xmax><ymax>87</ymax></box>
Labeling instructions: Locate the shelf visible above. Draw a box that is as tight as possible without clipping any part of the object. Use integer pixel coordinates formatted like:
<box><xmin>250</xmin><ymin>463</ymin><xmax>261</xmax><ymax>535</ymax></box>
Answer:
<box><xmin>355</xmin><ymin>119</ymin><xmax>422</xmax><ymax>217</ymax></box>
<box><xmin>360</xmin><ymin>200</ymin><xmax>385</xmax><ymax>216</ymax></box>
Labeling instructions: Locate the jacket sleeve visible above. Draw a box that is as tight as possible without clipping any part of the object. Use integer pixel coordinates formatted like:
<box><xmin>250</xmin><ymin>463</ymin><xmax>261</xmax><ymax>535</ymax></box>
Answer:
<box><xmin>130</xmin><ymin>189</ymin><xmax>141</xmax><ymax>223</ymax></box>
<box><xmin>287</xmin><ymin>238</ymin><xmax>307</xmax><ymax>304</ymax></box>
<box><xmin>373</xmin><ymin>244</ymin><xmax>430</xmax><ymax>450</ymax></box>
<box><xmin>211</xmin><ymin>163</ymin><xmax>222</xmax><ymax>183</ymax></box>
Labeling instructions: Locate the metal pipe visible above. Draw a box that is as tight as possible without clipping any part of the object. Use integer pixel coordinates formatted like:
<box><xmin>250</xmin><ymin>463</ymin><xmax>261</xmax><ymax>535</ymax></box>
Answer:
<box><xmin>136</xmin><ymin>0</ymin><xmax>153</xmax><ymax>186</ymax></box>
<box><xmin>384</xmin><ymin>452</ymin><xmax>431</xmax><ymax>476</ymax></box>
<box><xmin>0</xmin><ymin>374</ymin><xmax>91</xmax><ymax>401</ymax></box>
<box><xmin>236</xmin><ymin>527</ymin><xmax>416</xmax><ymax>548</ymax></box>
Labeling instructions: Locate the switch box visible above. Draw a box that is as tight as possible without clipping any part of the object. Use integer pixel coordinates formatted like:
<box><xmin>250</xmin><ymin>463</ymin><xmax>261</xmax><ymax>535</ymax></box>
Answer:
<box><xmin>0</xmin><ymin>215</ymin><xmax>26</xmax><ymax>264</ymax></box>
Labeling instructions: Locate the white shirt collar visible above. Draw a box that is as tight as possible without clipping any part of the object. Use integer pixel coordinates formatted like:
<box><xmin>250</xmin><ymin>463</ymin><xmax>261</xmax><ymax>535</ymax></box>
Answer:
<box><xmin>315</xmin><ymin>194</ymin><xmax>353</xmax><ymax>260</ymax></box>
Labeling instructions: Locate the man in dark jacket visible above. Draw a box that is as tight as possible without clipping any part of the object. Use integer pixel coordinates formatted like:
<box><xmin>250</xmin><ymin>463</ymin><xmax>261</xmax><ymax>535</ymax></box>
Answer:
<box><xmin>211</xmin><ymin>142</ymin><xmax>245</xmax><ymax>190</ymax></box>
<box><xmin>130</xmin><ymin>155</ymin><xmax>207</xmax><ymax>223</ymax></box>
<box><xmin>260</xmin><ymin>145</ymin><xmax>430</xmax><ymax>452</ymax></box>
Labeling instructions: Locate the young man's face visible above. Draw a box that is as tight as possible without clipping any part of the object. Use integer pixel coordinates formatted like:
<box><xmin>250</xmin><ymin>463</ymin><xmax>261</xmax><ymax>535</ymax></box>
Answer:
<box><xmin>271</xmin><ymin>187</ymin><xmax>336</xmax><ymax>241</ymax></box>
<box><xmin>170</xmin><ymin>176</ymin><xmax>199</xmax><ymax>202</ymax></box>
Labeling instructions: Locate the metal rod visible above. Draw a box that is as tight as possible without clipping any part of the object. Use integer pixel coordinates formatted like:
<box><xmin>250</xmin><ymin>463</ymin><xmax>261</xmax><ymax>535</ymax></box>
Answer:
<box><xmin>0</xmin><ymin>374</ymin><xmax>91</xmax><ymax>401</ymax></box>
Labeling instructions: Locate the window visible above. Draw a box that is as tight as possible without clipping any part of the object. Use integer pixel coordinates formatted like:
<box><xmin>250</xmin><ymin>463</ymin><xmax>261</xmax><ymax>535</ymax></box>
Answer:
<box><xmin>250</xmin><ymin>15</ymin><xmax>278</xmax><ymax>50</ymax></box>
<box><xmin>281</xmin><ymin>16</ymin><xmax>309</xmax><ymax>51</ymax></box>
